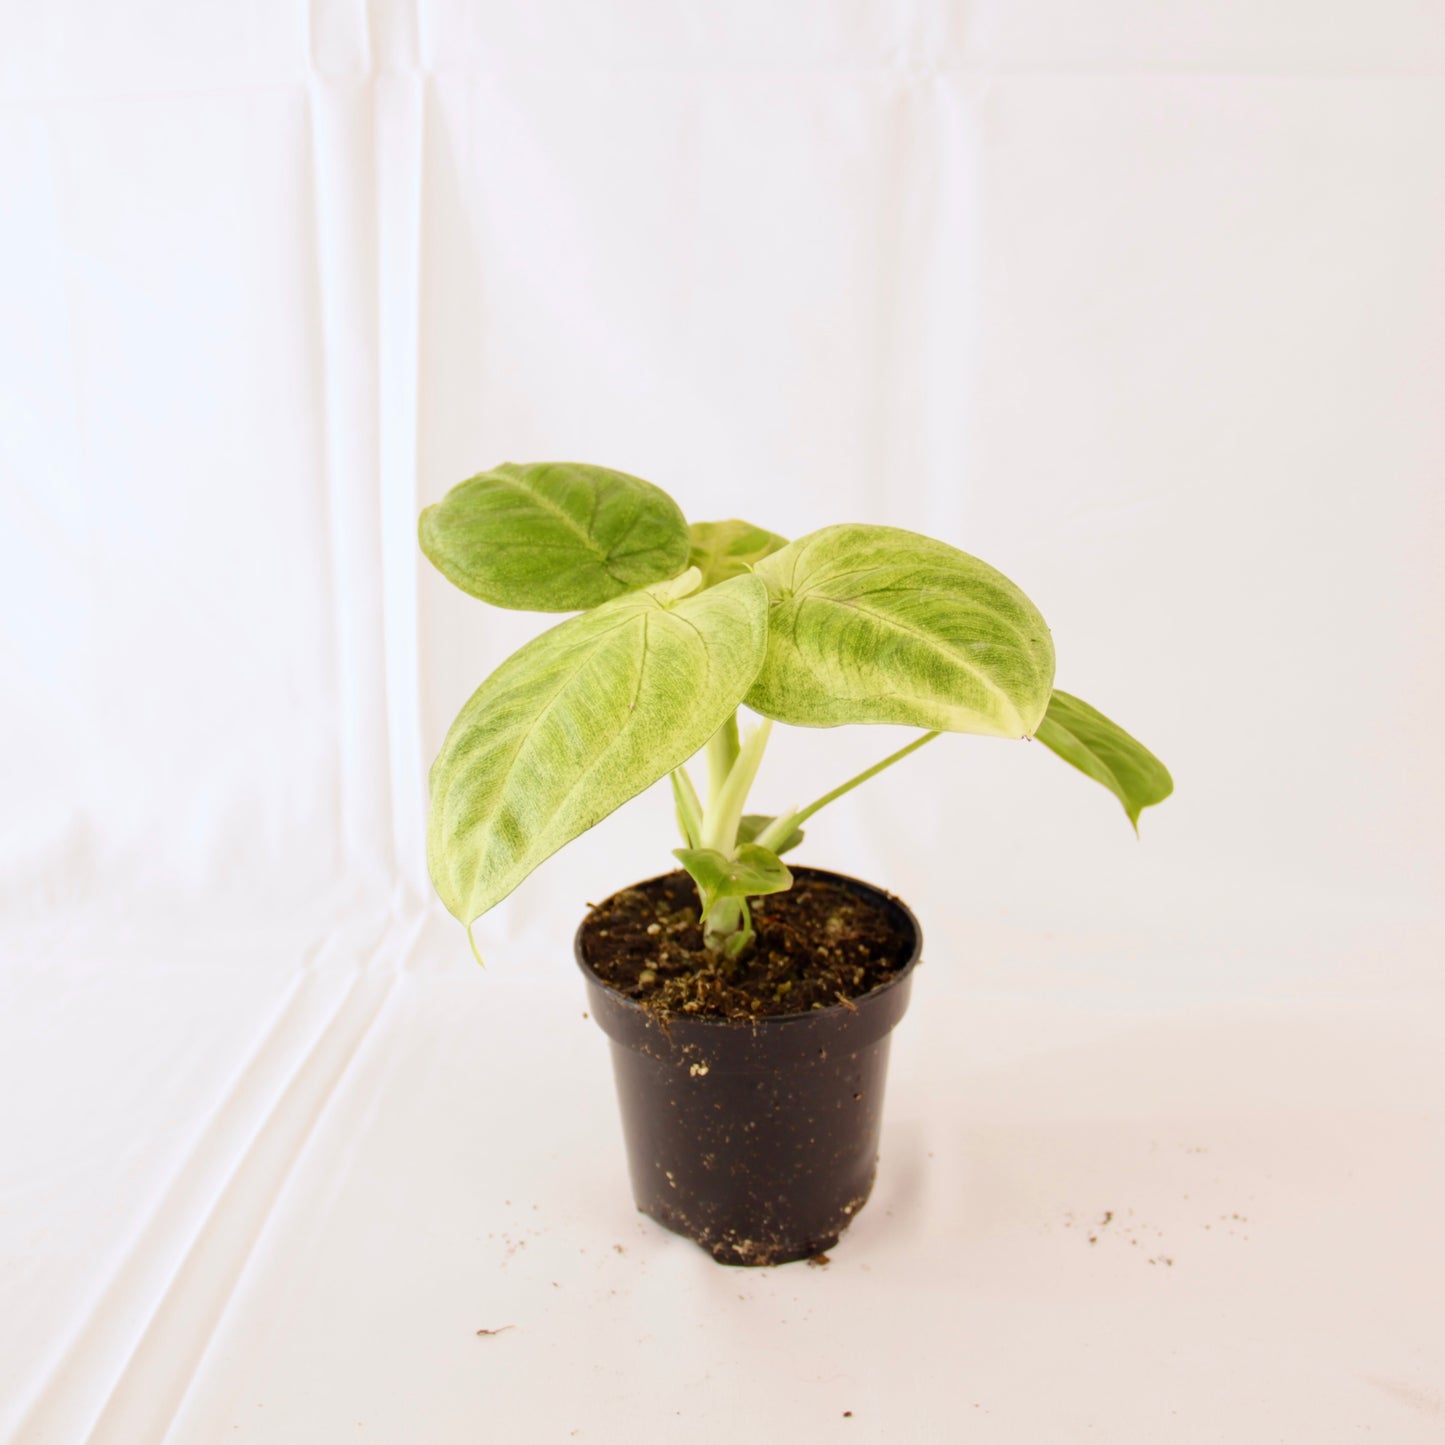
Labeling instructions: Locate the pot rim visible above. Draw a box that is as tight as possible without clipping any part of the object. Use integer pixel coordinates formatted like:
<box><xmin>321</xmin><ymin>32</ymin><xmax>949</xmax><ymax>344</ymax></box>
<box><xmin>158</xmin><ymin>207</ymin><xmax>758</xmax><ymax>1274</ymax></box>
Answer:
<box><xmin>573</xmin><ymin>863</ymin><xmax>923</xmax><ymax>1030</ymax></box>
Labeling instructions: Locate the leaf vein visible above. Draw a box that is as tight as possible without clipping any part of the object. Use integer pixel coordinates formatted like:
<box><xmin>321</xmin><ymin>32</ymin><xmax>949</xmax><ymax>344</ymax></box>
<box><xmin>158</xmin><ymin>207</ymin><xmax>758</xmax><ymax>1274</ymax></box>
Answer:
<box><xmin>797</xmin><ymin>594</ymin><xmax>1026</xmax><ymax>727</ymax></box>
<box><xmin>491</xmin><ymin>472</ymin><xmax>608</xmax><ymax>559</ymax></box>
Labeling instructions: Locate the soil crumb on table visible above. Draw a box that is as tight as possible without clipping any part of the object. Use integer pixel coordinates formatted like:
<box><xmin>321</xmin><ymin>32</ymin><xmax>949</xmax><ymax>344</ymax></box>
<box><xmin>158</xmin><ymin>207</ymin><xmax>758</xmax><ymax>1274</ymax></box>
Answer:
<box><xmin>580</xmin><ymin>870</ymin><xmax>914</xmax><ymax>1020</ymax></box>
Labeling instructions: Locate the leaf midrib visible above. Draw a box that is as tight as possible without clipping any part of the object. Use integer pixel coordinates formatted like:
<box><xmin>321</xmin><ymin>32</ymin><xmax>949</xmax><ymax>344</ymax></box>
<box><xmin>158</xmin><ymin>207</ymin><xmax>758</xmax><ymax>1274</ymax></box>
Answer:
<box><xmin>794</xmin><ymin>592</ymin><xmax>1030</xmax><ymax>729</ymax></box>
<box><xmin>491</xmin><ymin>472</ymin><xmax>609</xmax><ymax>559</ymax></box>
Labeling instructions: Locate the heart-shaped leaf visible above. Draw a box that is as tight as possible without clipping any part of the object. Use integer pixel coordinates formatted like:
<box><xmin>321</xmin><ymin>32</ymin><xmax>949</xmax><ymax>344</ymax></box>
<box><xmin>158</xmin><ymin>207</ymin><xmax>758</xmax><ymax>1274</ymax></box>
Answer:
<box><xmin>746</xmin><ymin>524</ymin><xmax>1055</xmax><ymax>737</ymax></box>
<box><xmin>672</xmin><ymin>843</ymin><xmax>794</xmax><ymax>920</ymax></box>
<box><xmin>736</xmin><ymin>813</ymin><xmax>805</xmax><ymax>857</ymax></box>
<box><xmin>428</xmin><ymin>570</ymin><xmax>768</xmax><ymax>933</ymax></box>
<box><xmin>419</xmin><ymin>461</ymin><xmax>691</xmax><ymax>611</ymax></box>
<box><xmin>1034</xmin><ymin>690</ymin><xmax>1173</xmax><ymax>831</ymax></box>
<box><xmin>688</xmin><ymin>519</ymin><xmax>789</xmax><ymax>589</ymax></box>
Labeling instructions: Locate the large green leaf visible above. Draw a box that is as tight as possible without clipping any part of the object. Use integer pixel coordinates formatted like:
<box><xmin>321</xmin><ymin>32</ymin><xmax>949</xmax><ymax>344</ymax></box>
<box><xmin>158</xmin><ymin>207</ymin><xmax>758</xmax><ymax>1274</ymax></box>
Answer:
<box><xmin>1035</xmin><ymin>690</ymin><xmax>1173</xmax><ymax>832</ymax></box>
<box><xmin>428</xmin><ymin>569</ymin><xmax>768</xmax><ymax>933</ymax></box>
<box><xmin>672</xmin><ymin>843</ymin><xmax>794</xmax><ymax>921</ymax></box>
<box><xmin>746</xmin><ymin>524</ymin><xmax>1055</xmax><ymax>737</ymax></box>
<box><xmin>419</xmin><ymin>461</ymin><xmax>691</xmax><ymax>611</ymax></box>
<box><xmin>688</xmin><ymin>519</ymin><xmax>789</xmax><ymax>589</ymax></box>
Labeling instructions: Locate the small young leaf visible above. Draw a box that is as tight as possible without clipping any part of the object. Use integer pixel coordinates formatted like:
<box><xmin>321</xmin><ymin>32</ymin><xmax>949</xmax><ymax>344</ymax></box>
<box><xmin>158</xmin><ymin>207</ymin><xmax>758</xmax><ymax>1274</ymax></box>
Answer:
<box><xmin>427</xmin><ymin>571</ymin><xmax>768</xmax><ymax>933</ymax></box>
<box><xmin>688</xmin><ymin>519</ymin><xmax>790</xmax><ymax>589</ymax></box>
<box><xmin>736</xmin><ymin>813</ymin><xmax>805</xmax><ymax>857</ymax></box>
<box><xmin>419</xmin><ymin>461</ymin><xmax>691</xmax><ymax>611</ymax></box>
<box><xmin>1034</xmin><ymin>690</ymin><xmax>1173</xmax><ymax>832</ymax></box>
<box><xmin>672</xmin><ymin>843</ymin><xmax>794</xmax><ymax>920</ymax></box>
<box><xmin>747</xmin><ymin>524</ymin><xmax>1056</xmax><ymax>738</ymax></box>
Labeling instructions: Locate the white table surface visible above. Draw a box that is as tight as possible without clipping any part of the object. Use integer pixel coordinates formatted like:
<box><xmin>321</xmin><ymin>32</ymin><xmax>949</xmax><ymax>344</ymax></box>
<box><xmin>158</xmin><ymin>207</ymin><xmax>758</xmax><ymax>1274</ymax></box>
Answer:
<box><xmin>4</xmin><ymin>900</ymin><xmax>1442</xmax><ymax>1444</ymax></box>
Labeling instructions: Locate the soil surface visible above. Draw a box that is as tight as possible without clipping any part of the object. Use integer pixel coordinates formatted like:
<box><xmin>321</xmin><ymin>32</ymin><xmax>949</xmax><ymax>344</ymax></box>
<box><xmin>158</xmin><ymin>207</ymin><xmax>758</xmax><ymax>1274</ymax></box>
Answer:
<box><xmin>579</xmin><ymin>870</ymin><xmax>915</xmax><ymax>1020</ymax></box>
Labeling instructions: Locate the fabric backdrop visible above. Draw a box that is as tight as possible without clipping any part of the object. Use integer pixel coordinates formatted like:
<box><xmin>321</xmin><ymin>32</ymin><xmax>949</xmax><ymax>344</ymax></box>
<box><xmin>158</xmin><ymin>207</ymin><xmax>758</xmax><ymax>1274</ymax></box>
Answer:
<box><xmin>2</xmin><ymin>3</ymin><xmax>1442</xmax><ymax>1441</ymax></box>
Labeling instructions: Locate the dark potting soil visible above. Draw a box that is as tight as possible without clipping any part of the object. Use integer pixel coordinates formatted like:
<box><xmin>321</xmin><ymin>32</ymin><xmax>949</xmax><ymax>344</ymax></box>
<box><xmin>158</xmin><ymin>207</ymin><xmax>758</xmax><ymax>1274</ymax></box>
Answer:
<box><xmin>579</xmin><ymin>870</ymin><xmax>914</xmax><ymax>1020</ymax></box>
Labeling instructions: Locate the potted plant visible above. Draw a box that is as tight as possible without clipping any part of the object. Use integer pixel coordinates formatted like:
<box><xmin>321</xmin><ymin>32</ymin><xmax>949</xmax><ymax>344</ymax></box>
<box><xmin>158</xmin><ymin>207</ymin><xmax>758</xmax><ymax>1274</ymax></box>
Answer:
<box><xmin>420</xmin><ymin>461</ymin><xmax>1172</xmax><ymax>1266</ymax></box>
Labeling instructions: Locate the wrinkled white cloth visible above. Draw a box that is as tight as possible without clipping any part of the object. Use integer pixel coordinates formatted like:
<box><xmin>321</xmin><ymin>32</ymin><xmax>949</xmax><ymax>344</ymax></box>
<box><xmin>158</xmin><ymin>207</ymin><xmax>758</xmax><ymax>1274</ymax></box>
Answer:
<box><xmin>2</xmin><ymin>2</ymin><xmax>1442</xmax><ymax>1441</ymax></box>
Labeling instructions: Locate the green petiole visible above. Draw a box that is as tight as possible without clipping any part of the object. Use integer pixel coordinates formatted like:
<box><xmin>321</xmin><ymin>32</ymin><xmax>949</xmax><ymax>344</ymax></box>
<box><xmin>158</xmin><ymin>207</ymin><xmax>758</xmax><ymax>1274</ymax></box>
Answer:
<box><xmin>753</xmin><ymin>731</ymin><xmax>941</xmax><ymax>852</ymax></box>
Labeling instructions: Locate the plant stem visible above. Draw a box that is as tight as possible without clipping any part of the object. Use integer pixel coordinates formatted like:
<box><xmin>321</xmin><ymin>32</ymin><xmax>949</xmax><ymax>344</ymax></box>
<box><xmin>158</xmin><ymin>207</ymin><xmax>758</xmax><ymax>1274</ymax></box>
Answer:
<box><xmin>705</xmin><ymin>712</ymin><xmax>740</xmax><ymax>816</ymax></box>
<box><xmin>701</xmin><ymin>717</ymin><xmax>773</xmax><ymax>854</ymax></box>
<box><xmin>753</xmin><ymin>730</ymin><xmax>941</xmax><ymax>850</ymax></box>
<box><xmin>704</xmin><ymin>895</ymin><xmax>752</xmax><ymax>955</ymax></box>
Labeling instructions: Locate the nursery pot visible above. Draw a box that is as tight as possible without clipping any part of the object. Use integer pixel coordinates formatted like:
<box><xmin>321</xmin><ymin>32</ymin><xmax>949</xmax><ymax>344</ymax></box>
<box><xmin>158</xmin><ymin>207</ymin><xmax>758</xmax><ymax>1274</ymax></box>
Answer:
<box><xmin>575</xmin><ymin>867</ymin><xmax>922</xmax><ymax>1267</ymax></box>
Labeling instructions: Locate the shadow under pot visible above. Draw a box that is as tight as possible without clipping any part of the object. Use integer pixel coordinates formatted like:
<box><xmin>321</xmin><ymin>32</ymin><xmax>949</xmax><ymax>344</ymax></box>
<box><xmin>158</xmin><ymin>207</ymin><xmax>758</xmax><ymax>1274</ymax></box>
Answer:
<box><xmin>575</xmin><ymin>866</ymin><xmax>922</xmax><ymax>1267</ymax></box>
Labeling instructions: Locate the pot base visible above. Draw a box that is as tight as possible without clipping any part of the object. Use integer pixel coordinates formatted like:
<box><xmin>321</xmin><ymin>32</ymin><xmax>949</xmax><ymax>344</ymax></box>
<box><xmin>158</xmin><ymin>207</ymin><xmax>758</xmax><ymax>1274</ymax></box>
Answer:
<box><xmin>645</xmin><ymin>1207</ymin><xmax>845</xmax><ymax>1268</ymax></box>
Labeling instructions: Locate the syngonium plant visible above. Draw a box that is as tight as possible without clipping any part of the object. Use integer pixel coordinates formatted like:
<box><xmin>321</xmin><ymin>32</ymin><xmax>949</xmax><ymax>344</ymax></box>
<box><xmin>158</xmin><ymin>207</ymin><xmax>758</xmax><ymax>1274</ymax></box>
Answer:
<box><xmin>421</xmin><ymin>462</ymin><xmax>1173</xmax><ymax>962</ymax></box>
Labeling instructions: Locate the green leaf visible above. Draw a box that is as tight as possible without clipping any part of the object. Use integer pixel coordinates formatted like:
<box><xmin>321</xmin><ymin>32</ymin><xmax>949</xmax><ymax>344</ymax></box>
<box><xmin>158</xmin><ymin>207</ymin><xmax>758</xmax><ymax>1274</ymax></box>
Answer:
<box><xmin>427</xmin><ymin>569</ymin><xmax>768</xmax><ymax>933</ymax></box>
<box><xmin>672</xmin><ymin>843</ymin><xmax>794</xmax><ymax>920</ymax></box>
<box><xmin>688</xmin><ymin>518</ymin><xmax>790</xmax><ymax>589</ymax></box>
<box><xmin>737</xmin><ymin>813</ymin><xmax>805</xmax><ymax>857</ymax></box>
<box><xmin>1034</xmin><ymin>690</ymin><xmax>1173</xmax><ymax>832</ymax></box>
<box><xmin>419</xmin><ymin>461</ymin><xmax>691</xmax><ymax>611</ymax></box>
<box><xmin>746</xmin><ymin>524</ymin><xmax>1055</xmax><ymax>737</ymax></box>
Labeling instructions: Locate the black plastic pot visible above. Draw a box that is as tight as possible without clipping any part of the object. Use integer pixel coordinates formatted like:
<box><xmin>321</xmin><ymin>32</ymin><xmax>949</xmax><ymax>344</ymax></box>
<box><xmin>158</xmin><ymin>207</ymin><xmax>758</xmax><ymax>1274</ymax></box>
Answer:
<box><xmin>575</xmin><ymin>867</ymin><xmax>922</xmax><ymax>1266</ymax></box>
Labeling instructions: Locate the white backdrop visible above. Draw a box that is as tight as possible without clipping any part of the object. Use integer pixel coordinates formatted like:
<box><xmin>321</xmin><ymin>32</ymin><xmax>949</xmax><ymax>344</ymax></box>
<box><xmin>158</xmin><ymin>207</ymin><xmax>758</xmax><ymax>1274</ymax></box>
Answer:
<box><xmin>3</xmin><ymin>3</ymin><xmax>1443</xmax><ymax>1441</ymax></box>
